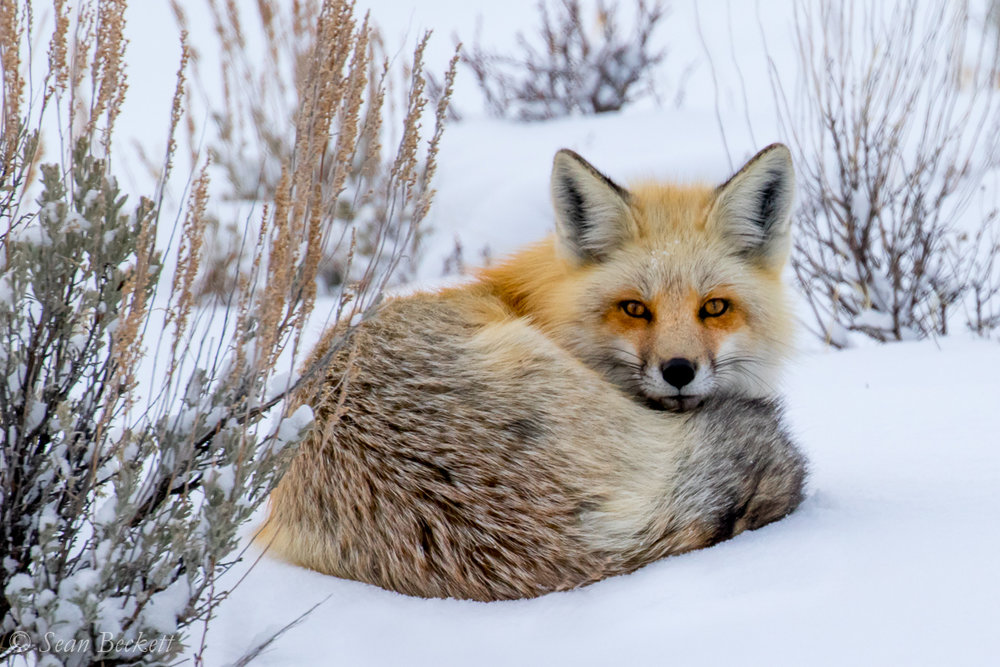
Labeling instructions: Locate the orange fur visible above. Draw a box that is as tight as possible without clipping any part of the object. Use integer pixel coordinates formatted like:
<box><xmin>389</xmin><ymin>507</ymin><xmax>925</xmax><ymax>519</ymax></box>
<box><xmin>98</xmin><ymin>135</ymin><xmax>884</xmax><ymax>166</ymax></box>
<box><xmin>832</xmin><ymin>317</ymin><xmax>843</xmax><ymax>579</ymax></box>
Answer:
<box><xmin>480</xmin><ymin>177</ymin><xmax>792</xmax><ymax>412</ymax></box>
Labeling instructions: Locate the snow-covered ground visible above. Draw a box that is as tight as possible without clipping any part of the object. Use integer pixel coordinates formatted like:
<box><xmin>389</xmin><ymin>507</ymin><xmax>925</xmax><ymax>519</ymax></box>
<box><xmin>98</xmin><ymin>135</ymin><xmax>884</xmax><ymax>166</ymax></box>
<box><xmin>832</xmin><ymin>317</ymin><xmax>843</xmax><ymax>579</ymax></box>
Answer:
<box><xmin>106</xmin><ymin>1</ymin><xmax>1000</xmax><ymax>664</ymax></box>
<box><xmin>200</xmin><ymin>336</ymin><xmax>1000</xmax><ymax>667</ymax></box>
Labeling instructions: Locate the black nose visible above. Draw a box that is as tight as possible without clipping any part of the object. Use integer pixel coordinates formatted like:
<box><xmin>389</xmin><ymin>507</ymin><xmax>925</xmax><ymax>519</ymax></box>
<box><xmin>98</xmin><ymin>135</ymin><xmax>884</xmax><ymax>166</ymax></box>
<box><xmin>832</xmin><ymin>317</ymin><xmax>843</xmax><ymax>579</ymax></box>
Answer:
<box><xmin>661</xmin><ymin>358</ymin><xmax>696</xmax><ymax>388</ymax></box>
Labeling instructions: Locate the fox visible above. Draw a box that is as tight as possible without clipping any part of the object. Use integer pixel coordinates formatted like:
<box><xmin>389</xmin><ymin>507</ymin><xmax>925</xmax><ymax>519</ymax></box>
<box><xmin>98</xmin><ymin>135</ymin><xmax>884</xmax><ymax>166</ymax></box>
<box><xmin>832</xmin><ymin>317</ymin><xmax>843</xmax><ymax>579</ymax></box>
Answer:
<box><xmin>260</xmin><ymin>144</ymin><xmax>806</xmax><ymax>601</ymax></box>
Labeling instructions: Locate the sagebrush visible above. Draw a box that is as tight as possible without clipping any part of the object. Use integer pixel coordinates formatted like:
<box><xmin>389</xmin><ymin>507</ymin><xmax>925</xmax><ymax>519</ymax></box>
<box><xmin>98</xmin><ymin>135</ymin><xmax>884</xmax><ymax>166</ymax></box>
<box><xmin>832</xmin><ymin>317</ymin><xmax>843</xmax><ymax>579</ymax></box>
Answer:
<box><xmin>765</xmin><ymin>0</ymin><xmax>1000</xmax><ymax>345</ymax></box>
<box><xmin>0</xmin><ymin>0</ymin><xmax>452</xmax><ymax>664</ymax></box>
<box><xmin>184</xmin><ymin>1</ymin><xmax>458</xmax><ymax>300</ymax></box>
<box><xmin>463</xmin><ymin>0</ymin><xmax>674</xmax><ymax>121</ymax></box>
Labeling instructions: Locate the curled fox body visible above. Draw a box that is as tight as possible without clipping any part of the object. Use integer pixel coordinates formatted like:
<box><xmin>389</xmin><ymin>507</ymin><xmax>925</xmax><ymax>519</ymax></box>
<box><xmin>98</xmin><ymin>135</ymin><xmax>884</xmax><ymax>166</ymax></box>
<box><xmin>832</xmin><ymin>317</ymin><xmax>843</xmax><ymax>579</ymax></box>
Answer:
<box><xmin>262</xmin><ymin>145</ymin><xmax>807</xmax><ymax>601</ymax></box>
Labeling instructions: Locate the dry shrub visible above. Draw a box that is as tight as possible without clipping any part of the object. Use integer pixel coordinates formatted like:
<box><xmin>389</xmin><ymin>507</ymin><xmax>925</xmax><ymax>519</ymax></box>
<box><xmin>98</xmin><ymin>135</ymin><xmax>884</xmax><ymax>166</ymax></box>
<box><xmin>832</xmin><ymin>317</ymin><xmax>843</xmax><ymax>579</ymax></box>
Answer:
<box><xmin>183</xmin><ymin>1</ymin><xmax>459</xmax><ymax>299</ymax></box>
<box><xmin>192</xmin><ymin>215</ymin><xmax>248</xmax><ymax>304</ymax></box>
<box><xmin>961</xmin><ymin>204</ymin><xmax>1000</xmax><ymax>337</ymax></box>
<box><xmin>0</xmin><ymin>0</ymin><xmax>454</xmax><ymax>664</ymax></box>
<box><xmin>441</xmin><ymin>236</ymin><xmax>494</xmax><ymax>276</ymax></box>
<box><xmin>463</xmin><ymin>0</ymin><xmax>675</xmax><ymax>121</ymax></box>
<box><xmin>990</xmin><ymin>0</ymin><xmax>1000</xmax><ymax>60</ymax></box>
<box><xmin>766</xmin><ymin>0</ymin><xmax>1000</xmax><ymax>345</ymax></box>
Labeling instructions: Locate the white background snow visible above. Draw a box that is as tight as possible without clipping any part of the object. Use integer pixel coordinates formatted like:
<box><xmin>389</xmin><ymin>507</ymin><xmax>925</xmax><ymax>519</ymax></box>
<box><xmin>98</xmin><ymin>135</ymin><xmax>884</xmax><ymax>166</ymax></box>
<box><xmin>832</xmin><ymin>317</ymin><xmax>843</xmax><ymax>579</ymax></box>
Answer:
<box><xmin>109</xmin><ymin>0</ymin><xmax>1000</xmax><ymax>664</ymax></box>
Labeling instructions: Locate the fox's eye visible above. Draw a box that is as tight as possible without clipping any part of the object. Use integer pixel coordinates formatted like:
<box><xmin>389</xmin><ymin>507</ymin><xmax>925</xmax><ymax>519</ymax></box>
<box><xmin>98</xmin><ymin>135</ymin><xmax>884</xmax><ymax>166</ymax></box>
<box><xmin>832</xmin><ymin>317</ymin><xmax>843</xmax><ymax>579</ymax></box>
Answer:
<box><xmin>700</xmin><ymin>298</ymin><xmax>729</xmax><ymax>318</ymax></box>
<box><xmin>620</xmin><ymin>300</ymin><xmax>651</xmax><ymax>320</ymax></box>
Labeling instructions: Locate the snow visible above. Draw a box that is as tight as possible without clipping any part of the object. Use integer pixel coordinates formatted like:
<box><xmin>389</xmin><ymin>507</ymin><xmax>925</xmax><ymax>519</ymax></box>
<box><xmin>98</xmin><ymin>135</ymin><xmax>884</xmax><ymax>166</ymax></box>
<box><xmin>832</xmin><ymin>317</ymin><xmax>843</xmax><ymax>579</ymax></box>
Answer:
<box><xmin>65</xmin><ymin>211</ymin><xmax>90</xmax><ymax>232</ymax></box>
<box><xmin>100</xmin><ymin>595</ymin><xmax>138</xmax><ymax>638</ymax></box>
<box><xmin>189</xmin><ymin>336</ymin><xmax>1000</xmax><ymax>666</ymax></box>
<box><xmin>23</xmin><ymin>399</ymin><xmax>46</xmax><ymax>433</ymax></box>
<box><xmin>37</xmin><ymin>504</ymin><xmax>59</xmax><ymax>535</ymax></box>
<box><xmin>854</xmin><ymin>308</ymin><xmax>895</xmax><ymax>331</ymax></box>
<box><xmin>274</xmin><ymin>405</ymin><xmax>314</xmax><ymax>447</ymax></box>
<box><xmin>89</xmin><ymin>0</ymin><xmax>1000</xmax><ymax>664</ymax></box>
<box><xmin>94</xmin><ymin>496</ymin><xmax>118</xmax><ymax>527</ymax></box>
<box><xmin>53</xmin><ymin>570</ymin><xmax>100</xmax><ymax>638</ymax></box>
<box><xmin>205</xmin><ymin>464</ymin><xmax>235</xmax><ymax>496</ymax></box>
<box><xmin>142</xmin><ymin>577</ymin><xmax>190</xmax><ymax>636</ymax></box>
<box><xmin>0</xmin><ymin>274</ymin><xmax>14</xmax><ymax>304</ymax></box>
<box><xmin>5</xmin><ymin>573</ymin><xmax>34</xmax><ymax>596</ymax></box>
<box><xmin>15</xmin><ymin>223</ymin><xmax>52</xmax><ymax>248</ymax></box>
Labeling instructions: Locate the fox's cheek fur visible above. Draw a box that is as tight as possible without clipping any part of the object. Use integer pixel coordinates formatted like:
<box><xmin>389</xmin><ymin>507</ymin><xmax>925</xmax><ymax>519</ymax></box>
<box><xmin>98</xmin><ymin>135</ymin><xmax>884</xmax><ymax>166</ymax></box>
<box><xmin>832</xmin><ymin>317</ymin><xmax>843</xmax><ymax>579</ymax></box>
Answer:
<box><xmin>713</xmin><ymin>332</ymin><xmax>781</xmax><ymax>399</ymax></box>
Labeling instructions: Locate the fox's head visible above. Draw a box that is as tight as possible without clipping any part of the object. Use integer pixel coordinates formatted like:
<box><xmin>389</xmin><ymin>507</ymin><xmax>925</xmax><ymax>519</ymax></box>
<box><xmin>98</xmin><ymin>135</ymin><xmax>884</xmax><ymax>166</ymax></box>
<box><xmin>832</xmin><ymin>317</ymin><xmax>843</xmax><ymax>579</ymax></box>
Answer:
<box><xmin>537</xmin><ymin>145</ymin><xmax>795</xmax><ymax>412</ymax></box>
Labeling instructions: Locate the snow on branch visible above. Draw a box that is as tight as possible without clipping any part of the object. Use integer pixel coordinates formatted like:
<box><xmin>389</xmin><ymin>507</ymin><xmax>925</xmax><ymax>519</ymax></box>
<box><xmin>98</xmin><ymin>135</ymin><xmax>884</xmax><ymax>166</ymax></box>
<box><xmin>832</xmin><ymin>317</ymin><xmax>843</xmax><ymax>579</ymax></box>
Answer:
<box><xmin>0</xmin><ymin>0</ymin><xmax>456</xmax><ymax>664</ymax></box>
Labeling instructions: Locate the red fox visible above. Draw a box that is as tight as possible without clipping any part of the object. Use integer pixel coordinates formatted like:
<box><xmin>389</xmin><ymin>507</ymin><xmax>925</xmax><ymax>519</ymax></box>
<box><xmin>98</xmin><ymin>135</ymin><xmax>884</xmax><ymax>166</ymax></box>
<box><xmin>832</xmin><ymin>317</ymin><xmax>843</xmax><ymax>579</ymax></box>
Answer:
<box><xmin>261</xmin><ymin>144</ymin><xmax>805</xmax><ymax>601</ymax></box>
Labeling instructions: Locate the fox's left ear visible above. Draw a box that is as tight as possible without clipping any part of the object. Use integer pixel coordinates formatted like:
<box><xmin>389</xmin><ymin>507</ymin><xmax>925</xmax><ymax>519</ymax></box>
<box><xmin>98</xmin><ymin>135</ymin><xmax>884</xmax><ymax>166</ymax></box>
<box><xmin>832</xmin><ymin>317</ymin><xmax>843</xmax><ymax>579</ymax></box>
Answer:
<box><xmin>709</xmin><ymin>143</ymin><xmax>795</xmax><ymax>270</ymax></box>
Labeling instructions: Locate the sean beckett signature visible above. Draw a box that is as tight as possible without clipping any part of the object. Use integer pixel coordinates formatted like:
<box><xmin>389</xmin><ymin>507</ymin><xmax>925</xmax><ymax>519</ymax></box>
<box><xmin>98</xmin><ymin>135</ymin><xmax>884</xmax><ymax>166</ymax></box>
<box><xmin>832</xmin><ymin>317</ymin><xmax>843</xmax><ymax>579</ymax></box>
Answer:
<box><xmin>5</xmin><ymin>630</ymin><xmax>176</xmax><ymax>656</ymax></box>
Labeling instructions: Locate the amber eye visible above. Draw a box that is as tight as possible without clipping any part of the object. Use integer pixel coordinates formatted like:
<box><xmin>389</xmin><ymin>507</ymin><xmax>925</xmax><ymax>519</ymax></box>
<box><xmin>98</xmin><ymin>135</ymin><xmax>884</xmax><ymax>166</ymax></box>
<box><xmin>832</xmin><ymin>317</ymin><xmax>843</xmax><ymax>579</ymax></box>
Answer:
<box><xmin>700</xmin><ymin>298</ymin><xmax>729</xmax><ymax>318</ymax></box>
<box><xmin>620</xmin><ymin>300</ymin><xmax>651</xmax><ymax>320</ymax></box>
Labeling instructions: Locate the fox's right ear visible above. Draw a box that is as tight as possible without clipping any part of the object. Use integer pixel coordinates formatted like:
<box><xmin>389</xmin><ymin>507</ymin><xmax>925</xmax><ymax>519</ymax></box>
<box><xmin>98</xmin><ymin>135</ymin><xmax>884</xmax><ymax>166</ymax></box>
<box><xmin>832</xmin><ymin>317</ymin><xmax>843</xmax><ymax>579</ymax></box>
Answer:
<box><xmin>551</xmin><ymin>149</ymin><xmax>636</xmax><ymax>263</ymax></box>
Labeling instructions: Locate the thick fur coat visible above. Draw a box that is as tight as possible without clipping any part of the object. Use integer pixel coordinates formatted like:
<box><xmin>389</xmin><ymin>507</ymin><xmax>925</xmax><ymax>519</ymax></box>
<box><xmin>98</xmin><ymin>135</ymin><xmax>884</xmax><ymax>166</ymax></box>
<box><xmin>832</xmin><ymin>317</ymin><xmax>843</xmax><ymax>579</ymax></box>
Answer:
<box><xmin>261</xmin><ymin>145</ymin><xmax>807</xmax><ymax>601</ymax></box>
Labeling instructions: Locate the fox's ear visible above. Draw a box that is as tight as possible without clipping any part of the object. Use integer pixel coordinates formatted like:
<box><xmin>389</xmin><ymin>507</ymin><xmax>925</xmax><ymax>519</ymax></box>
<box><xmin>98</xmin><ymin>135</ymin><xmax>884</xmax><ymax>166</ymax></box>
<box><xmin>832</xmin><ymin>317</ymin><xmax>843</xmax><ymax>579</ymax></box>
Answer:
<box><xmin>709</xmin><ymin>143</ymin><xmax>795</xmax><ymax>269</ymax></box>
<box><xmin>551</xmin><ymin>149</ymin><xmax>636</xmax><ymax>263</ymax></box>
